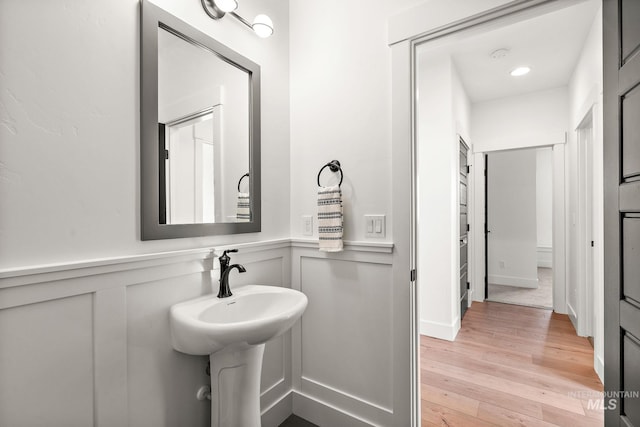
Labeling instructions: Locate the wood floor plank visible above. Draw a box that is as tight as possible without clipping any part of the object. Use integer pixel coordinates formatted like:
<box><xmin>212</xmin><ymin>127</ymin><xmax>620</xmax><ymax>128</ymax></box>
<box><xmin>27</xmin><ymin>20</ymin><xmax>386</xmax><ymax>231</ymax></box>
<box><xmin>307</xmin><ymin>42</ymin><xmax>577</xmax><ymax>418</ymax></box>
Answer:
<box><xmin>420</xmin><ymin>383</ymin><xmax>480</xmax><ymax>417</ymax></box>
<box><xmin>477</xmin><ymin>401</ymin><xmax>558</xmax><ymax>427</ymax></box>
<box><xmin>422</xmin><ymin>370</ymin><xmax>544</xmax><ymax>419</ymax></box>
<box><xmin>542</xmin><ymin>403</ymin><xmax>603</xmax><ymax>427</ymax></box>
<box><xmin>421</xmin><ymin>358</ymin><xmax>585</xmax><ymax>414</ymax></box>
<box><xmin>420</xmin><ymin>301</ymin><xmax>604</xmax><ymax>426</ymax></box>
<box><xmin>424</xmin><ymin>334</ymin><xmax>593</xmax><ymax>378</ymax></box>
<box><xmin>422</xmin><ymin>401</ymin><xmax>496</xmax><ymax>427</ymax></box>
<box><xmin>422</xmin><ymin>344</ymin><xmax>600</xmax><ymax>396</ymax></box>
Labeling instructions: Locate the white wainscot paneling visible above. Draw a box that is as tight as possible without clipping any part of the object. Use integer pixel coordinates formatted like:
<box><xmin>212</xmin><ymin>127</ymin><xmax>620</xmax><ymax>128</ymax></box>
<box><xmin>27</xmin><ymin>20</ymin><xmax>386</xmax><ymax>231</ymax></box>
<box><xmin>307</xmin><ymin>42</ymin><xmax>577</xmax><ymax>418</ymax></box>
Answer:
<box><xmin>127</xmin><ymin>273</ymin><xmax>212</xmax><ymax>427</ymax></box>
<box><xmin>0</xmin><ymin>241</ymin><xmax>293</xmax><ymax>427</ymax></box>
<box><xmin>0</xmin><ymin>294</ymin><xmax>94</xmax><ymax>427</ymax></box>
<box><xmin>291</xmin><ymin>244</ymin><xmax>394</xmax><ymax>426</ymax></box>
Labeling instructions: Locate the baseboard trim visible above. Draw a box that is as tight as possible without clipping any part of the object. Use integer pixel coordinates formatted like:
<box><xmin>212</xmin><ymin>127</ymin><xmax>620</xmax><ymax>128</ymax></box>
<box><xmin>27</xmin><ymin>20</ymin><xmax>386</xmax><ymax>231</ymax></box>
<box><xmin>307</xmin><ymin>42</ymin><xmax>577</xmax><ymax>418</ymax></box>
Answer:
<box><xmin>419</xmin><ymin>318</ymin><xmax>460</xmax><ymax>341</ymax></box>
<box><xmin>489</xmin><ymin>274</ymin><xmax>538</xmax><ymax>288</ymax></box>
<box><xmin>537</xmin><ymin>246</ymin><xmax>553</xmax><ymax>268</ymax></box>
<box><xmin>567</xmin><ymin>302</ymin><xmax>578</xmax><ymax>332</ymax></box>
<box><xmin>292</xmin><ymin>391</ymin><xmax>376</xmax><ymax>427</ymax></box>
<box><xmin>595</xmin><ymin>355</ymin><xmax>604</xmax><ymax>384</ymax></box>
<box><xmin>261</xmin><ymin>391</ymin><xmax>293</xmax><ymax>427</ymax></box>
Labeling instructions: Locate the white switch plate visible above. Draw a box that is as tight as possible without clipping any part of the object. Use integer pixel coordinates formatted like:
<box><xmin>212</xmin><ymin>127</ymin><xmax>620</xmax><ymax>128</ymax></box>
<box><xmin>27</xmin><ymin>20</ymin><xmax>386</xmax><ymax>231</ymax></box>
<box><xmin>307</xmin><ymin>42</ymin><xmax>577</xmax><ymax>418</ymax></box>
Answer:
<box><xmin>302</xmin><ymin>215</ymin><xmax>313</xmax><ymax>236</ymax></box>
<box><xmin>365</xmin><ymin>215</ymin><xmax>386</xmax><ymax>238</ymax></box>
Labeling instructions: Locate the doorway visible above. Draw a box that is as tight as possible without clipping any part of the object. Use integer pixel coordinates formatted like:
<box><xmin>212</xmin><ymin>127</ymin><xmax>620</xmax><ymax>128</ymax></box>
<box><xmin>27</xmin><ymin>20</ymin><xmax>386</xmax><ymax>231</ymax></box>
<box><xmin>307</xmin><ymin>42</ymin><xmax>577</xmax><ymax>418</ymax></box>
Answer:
<box><xmin>407</xmin><ymin>0</ymin><xmax>604</xmax><ymax>425</ymax></box>
<box><xmin>485</xmin><ymin>147</ymin><xmax>554</xmax><ymax>309</ymax></box>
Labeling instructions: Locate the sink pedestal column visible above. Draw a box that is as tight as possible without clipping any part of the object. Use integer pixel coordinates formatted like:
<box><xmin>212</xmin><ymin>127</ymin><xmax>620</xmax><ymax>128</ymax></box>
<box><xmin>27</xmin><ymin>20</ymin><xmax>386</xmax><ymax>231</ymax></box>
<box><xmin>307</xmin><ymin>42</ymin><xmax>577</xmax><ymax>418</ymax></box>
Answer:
<box><xmin>209</xmin><ymin>343</ymin><xmax>265</xmax><ymax>427</ymax></box>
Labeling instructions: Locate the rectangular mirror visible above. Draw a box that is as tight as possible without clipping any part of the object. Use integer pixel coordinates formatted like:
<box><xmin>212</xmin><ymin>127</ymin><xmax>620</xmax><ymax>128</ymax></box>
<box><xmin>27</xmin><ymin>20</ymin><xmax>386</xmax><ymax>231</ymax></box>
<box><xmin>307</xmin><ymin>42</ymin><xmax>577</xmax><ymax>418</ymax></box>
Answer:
<box><xmin>141</xmin><ymin>0</ymin><xmax>261</xmax><ymax>239</ymax></box>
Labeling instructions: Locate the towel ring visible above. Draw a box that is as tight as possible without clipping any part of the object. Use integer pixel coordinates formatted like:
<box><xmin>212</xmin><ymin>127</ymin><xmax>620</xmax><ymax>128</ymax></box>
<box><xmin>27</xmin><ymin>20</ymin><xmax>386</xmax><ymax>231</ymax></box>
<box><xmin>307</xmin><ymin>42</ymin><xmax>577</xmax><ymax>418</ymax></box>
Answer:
<box><xmin>317</xmin><ymin>160</ymin><xmax>343</xmax><ymax>187</ymax></box>
<box><xmin>237</xmin><ymin>173</ymin><xmax>249</xmax><ymax>192</ymax></box>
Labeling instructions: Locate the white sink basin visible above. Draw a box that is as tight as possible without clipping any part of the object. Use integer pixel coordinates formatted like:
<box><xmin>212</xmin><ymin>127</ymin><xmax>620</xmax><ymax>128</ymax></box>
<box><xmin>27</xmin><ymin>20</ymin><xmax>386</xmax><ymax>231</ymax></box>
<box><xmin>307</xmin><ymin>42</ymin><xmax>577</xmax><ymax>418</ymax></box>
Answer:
<box><xmin>170</xmin><ymin>285</ymin><xmax>308</xmax><ymax>356</ymax></box>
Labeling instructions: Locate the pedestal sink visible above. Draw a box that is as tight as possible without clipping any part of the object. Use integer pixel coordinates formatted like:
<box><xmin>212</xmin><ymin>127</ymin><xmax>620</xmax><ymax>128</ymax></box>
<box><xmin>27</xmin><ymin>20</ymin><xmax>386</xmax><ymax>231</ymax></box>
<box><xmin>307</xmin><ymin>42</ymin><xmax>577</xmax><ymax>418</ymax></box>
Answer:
<box><xmin>170</xmin><ymin>285</ymin><xmax>308</xmax><ymax>427</ymax></box>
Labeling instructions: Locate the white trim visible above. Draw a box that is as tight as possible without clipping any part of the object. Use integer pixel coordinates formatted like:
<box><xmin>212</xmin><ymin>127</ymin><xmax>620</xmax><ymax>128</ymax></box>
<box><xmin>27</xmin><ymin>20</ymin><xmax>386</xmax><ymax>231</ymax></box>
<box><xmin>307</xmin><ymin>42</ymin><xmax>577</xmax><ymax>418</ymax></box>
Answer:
<box><xmin>419</xmin><ymin>318</ymin><xmax>460</xmax><ymax>342</ymax></box>
<box><xmin>595</xmin><ymin>355</ymin><xmax>604</xmax><ymax>384</ymax></box>
<box><xmin>472</xmin><ymin>130</ymin><xmax>566</xmax><ymax>153</ymax></box>
<box><xmin>573</xmin><ymin>84</ymin><xmax>600</xmax><ymax>130</ymax></box>
<box><xmin>260</xmin><ymin>391</ymin><xmax>292</xmax><ymax>427</ymax></box>
<box><xmin>568</xmin><ymin>302</ymin><xmax>578</xmax><ymax>331</ymax></box>
<box><xmin>290</xmin><ymin>239</ymin><xmax>394</xmax><ymax>253</ymax></box>
<box><xmin>553</xmin><ymin>143</ymin><xmax>568</xmax><ymax>314</ymax></box>
<box><xmin>216</xmin><ymin>238</ymin><xmax>292</xmax><ymax>254</ymax></box>
<box><xmin>0</xmin><ymin>247</ymin><xmax>213</xmax><ymax>281</ymax></box>
<box><xmin>0</xmin><ymin>239</ymin><xmax>392</xmax><ymax>290</ymax></box>
<box><xmin>489</xmin><ymin>274</ymin><xmax>538</xmax><ymax>288</ymax></box>
<box><xmin>292</xmin><ymin>391</ymin><xmax>381</xmax><ymax>427</ymax></box>
<box><xmin>537</xmin><ymin>246</ymin><xmax>553</xmax><ymax>268</ymax></box>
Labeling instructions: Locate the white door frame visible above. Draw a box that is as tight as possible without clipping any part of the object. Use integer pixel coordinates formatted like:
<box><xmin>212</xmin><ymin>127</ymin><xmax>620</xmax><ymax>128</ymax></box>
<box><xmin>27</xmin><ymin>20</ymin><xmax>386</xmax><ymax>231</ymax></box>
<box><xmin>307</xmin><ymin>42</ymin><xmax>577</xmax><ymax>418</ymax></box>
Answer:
<box><xmin>470</xmin><ymin>143</ymin><xmax>567</xmax><ymax>314</ymax></box>
<box><xmin>573</xmin><ymin>106</ymin><xmax>596</xmax><ymax>336</ymax></box>
<box><xmin>388</xmin><ymin>1</ymin><xmax>588</xmax><ymax>424</ymax></box>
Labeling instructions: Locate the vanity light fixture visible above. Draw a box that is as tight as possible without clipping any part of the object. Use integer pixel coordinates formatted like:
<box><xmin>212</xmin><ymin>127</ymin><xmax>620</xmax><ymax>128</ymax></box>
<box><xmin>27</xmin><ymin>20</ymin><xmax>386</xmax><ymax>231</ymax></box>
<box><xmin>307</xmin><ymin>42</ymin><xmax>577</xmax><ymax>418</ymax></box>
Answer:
<box><xmin>510</xmin><ymin>66</ymin><xmax>531</xmax><ymax>77</ymax></box>
<box><xmin>201</xmin><ymin>0</ymin><xmax>274</xmax><ymax>38</ymax></box>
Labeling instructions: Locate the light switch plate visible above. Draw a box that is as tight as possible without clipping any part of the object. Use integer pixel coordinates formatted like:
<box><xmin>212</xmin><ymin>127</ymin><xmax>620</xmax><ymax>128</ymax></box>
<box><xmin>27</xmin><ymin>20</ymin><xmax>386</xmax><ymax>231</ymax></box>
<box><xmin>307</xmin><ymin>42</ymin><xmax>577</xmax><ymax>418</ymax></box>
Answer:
<box><xmin>302</xmin><ymin>215</ymin><xmax>313</xmax><ymax>236</ymax></box>
<box><xmin>365</xmin><ymin>215</ymin><xmax>386</xmax><ymax>238</ymax></box>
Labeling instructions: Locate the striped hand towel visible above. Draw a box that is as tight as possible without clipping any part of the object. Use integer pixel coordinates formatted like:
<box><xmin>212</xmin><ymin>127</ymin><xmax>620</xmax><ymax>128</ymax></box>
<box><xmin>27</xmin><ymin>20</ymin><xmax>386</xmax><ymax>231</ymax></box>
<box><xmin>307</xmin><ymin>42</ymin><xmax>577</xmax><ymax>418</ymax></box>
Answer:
<box><xmin>318</xmin><ymin>184</ymin><xmax>343</xmax><ymax>252</ymax></box>
<box><xmin>236</xmin><ymin>192</ymin><xmax>250</xmax><ymax>222</ymax></box>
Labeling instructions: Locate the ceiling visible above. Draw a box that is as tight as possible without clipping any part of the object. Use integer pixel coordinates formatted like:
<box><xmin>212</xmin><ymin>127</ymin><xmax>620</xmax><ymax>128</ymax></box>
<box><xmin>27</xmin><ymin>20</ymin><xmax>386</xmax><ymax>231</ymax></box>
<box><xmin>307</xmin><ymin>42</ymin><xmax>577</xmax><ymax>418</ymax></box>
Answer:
<box><xmin>418</xmin><ymin>0</ymin><xmax>600</xmax><ymax>103</ymax></box>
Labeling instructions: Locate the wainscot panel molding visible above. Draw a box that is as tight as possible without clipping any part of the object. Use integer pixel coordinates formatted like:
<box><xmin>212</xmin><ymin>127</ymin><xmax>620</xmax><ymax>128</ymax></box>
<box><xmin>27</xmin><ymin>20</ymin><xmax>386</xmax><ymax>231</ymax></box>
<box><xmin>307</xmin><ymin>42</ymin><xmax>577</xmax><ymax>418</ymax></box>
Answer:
<box><xmin>290</xmin><ymin>242</ymin><xmax>395</xmax><ymax>426</ymax></box>
<box><xmin>0</xmin><ymin>241</ymin><xmax>293</xmax><ymax>427</ymax></box>
<box><xmin>291</xmin><ymin>238</ymin><xmax>394</xmax><ymax>254</ymax></box>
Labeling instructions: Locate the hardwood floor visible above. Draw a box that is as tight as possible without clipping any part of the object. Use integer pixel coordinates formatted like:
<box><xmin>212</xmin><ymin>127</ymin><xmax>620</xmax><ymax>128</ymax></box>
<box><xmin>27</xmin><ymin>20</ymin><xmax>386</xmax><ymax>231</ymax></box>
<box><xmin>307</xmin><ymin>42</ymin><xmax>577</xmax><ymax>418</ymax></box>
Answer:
<box><xmin>421</xmin><ymin>302</ymin><xmax>604</xmax><ymax>426</ymax></box>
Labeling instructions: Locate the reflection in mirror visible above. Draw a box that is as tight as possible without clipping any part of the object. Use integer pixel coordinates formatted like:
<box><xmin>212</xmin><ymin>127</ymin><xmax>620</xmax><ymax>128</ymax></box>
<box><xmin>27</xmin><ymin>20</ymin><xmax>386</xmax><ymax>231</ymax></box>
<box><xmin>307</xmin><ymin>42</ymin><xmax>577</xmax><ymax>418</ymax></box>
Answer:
<box><xmin>158</xmin><ymin>27</ymin><xmax>250</xmax><ymax>224</ymax></box>
<box><xmin>140</xmin><ymin>0</ymin><xmax>261</xmax><ymax>240</ymax></box>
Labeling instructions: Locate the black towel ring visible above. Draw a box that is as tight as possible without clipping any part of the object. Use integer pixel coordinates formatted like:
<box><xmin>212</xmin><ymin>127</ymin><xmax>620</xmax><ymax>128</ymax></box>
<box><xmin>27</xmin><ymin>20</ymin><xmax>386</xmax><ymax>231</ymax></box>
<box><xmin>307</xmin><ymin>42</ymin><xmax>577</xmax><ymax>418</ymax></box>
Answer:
<box><xmin>237</xmin><ymin>173</ymin><xmax>249</xmax><ymax>192</ymax></box>
<box><xmin>317</xmin><ymin>160</ymin><xmax>343</xmax><ymax>187</ymax></box>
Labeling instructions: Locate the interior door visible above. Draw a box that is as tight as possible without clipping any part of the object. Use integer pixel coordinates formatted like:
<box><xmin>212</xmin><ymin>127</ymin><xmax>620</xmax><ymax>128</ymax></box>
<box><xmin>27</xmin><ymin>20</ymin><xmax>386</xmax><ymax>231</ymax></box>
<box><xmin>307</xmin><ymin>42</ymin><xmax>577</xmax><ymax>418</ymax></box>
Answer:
<box><xmin>604</xmin><ymin>0</ymin><xmax>640</xmax><ymax>424</ymax></box>
<box><xmin>460</xmin><ymin>138</ymin><xmax>469</xmax><ymax>319</ymax></box>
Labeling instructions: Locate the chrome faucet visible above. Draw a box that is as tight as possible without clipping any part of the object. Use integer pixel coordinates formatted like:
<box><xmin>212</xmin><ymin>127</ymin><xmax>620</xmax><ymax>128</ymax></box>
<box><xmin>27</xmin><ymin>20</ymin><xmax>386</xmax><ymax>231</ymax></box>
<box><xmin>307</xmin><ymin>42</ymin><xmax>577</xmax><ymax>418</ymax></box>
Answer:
<box><xmin>217</xmin><ymin>249</ymin><xmax>246</xmax><ymax>298</ymax></box>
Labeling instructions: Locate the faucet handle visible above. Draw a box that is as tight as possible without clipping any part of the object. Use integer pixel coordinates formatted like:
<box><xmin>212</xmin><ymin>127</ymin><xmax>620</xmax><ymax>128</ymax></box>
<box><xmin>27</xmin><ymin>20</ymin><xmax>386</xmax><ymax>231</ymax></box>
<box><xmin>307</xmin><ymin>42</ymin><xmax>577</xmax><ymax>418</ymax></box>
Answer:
<box><xmin>218</xmin><ymin>249</ymin><xmax>238</xmax><ymax>271</ymax></box>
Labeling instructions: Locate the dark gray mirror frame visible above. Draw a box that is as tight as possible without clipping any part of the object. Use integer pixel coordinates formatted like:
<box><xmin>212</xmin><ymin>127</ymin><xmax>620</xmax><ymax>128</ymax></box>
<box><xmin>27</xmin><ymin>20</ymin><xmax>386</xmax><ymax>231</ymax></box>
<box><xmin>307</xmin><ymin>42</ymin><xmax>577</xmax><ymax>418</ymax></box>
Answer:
<box><xmin>140</xmin><ymin>0</ymin><xmax>261</xmax><ymax>240</ymax></box>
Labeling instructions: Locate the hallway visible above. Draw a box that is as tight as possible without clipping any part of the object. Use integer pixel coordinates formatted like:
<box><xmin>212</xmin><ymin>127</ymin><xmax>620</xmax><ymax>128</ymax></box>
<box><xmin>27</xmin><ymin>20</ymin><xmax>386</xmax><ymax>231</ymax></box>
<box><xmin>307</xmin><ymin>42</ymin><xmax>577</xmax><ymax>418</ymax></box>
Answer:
<box><xmin>421</xmin><ymin>302</ymin><xmax>603</xmax><ymax>426</ymax></box>
<box><xmin>487</xmin><ymin>268</ymin><xmax>553</xmax><ymax>309</ymax></box>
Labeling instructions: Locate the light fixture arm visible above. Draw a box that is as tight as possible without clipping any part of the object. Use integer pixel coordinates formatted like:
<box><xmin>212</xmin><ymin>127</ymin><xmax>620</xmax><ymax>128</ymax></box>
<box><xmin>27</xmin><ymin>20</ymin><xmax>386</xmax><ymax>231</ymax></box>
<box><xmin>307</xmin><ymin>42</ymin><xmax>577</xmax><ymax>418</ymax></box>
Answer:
<box><xmin>201</xmin><ymin>0</ymin><xmax>226</xmax><ymax>20</ymax></box>
<box><xmin>229</xmin><ymin>11</ymin><xmax>252</xmax><ymax>30</ymax></box>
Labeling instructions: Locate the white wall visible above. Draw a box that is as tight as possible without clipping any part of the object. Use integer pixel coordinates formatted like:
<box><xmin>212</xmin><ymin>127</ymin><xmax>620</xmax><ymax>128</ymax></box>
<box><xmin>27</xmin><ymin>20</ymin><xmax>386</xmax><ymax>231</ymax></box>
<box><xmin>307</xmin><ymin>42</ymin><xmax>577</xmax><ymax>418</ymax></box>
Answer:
<box><xmin>470</xmin><ymin>87</ymin><xmax>568</xmax><ymax>299</ymax></box>
<box><xmin>472</xmin><ymin>87</ymin><xmax>569</xmax><ymax>152</ymax></box>
<box><xmin>0</xmin><ymin>0</ymin><xmax>291</xmax><ymax>270</ymax></box>
<box><xmin>289</xmin><ymin>0</ymin><xmax>423</xmax><ymax>424</ymax></box>
<box><xmin>414</xmin><ymin>53</ymin><xmax>471</xmax><ymax>340</ymax></box>
<box><xmin>452</xmin><ymin>60</ymin><xmax>473</xmax><ymax>306</ymax></box>
<box><xmin>416</xmin><ymin>54</ymin><xmax>456</xmax><ymax>339</ymax></box>
<box><xmin>0</xmin><ymin>0</ymin><xmax>293</xmax><ymax>426</ymax></box>
<box><xmin>452</xmin><ymin>62</ymin><xmax>472</xmax><ymax>143</ymax></box>
<box><xmin>289</xmin><ymin>0</ymin><xmax>422</xmax><ymax>242</ymax></box>
<box><xmin>536</xmin><ymin>147</ymin><xmax>553</xmax><ymax>267</ymax></box>
<box><xmin>567</xmin><ymin>5</ymin><xmax>603</xmax><ymax>380</ymax></box>
<box><xmin>487</xmin><ymin>148</ymin><xmax>539</xmax><ymax>288</ymax></box>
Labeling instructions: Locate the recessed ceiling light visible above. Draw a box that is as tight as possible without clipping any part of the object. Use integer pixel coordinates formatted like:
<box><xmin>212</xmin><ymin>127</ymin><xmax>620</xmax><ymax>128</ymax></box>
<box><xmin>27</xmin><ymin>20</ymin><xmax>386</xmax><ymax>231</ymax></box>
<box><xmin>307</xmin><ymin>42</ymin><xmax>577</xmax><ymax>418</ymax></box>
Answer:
<box><xmin>510</xmin><ymin>66</ymin><xmax>531</xmax><ymax>77</ymax></box>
